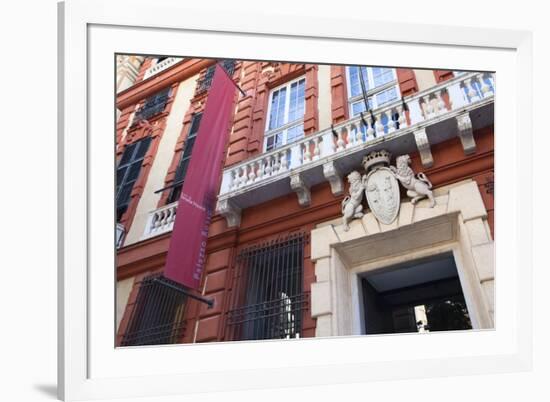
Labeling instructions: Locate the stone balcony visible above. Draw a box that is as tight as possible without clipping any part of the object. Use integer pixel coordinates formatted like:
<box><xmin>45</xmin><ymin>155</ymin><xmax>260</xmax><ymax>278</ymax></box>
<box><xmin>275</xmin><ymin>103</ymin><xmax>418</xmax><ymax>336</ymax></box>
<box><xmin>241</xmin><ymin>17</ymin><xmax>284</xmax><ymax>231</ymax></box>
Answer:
<box><xmin>142</xmin><ymin>57</ymin><xmax>184</xmax><ymax>80</ymax></box>
<box><xmin>141</xmin><ymin>201</ymin><xmax>178</xmax><ymax>240</ymax></box>
<box><xmin>216</xmin><ymin>72</ymin><xmax>494</xmax><ymax>227</ymax></box>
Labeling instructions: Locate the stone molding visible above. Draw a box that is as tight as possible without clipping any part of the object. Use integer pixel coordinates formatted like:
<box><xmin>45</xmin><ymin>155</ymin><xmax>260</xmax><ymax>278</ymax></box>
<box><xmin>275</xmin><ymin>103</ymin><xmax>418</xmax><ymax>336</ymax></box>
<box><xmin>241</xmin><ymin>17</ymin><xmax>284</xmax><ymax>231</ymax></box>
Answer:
<box><xmin>310</xmin><ymin>180</ymin><xmax>494</xmax><ymax>337</ymax></box>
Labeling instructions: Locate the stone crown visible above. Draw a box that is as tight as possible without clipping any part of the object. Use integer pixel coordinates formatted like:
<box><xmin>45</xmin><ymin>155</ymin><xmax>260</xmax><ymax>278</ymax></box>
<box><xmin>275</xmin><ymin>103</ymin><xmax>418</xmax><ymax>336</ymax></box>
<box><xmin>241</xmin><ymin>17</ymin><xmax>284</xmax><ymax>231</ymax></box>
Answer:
<box><xmin>362</xmin><ymin>150</ymin><xmax>391</xmax><ymax>171</ymax></box>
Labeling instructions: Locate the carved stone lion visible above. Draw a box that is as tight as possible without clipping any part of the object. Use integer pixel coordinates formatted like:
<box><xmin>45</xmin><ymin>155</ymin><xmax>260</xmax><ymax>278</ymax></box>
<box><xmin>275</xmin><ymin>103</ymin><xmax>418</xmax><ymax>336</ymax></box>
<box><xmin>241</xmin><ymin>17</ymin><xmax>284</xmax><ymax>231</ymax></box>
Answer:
<box><xmin>391</xmin><ymin>155</ymin><xmax>436</xmax><ymax>207</ymax></box>
<box><xmin>341</xmin><ymin>171</ymin><xmax>365</xmax><ymax>231</ymax></box>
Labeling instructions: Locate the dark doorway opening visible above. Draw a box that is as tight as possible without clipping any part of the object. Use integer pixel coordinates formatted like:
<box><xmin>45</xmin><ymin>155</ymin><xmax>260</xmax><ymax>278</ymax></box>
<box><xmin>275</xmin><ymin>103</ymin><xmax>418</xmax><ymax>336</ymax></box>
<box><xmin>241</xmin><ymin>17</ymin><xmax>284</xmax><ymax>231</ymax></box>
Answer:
<box><xmin>361</xmin><ymin>253</ymin><xmax>472</xmax><ymax>335</ymax></box>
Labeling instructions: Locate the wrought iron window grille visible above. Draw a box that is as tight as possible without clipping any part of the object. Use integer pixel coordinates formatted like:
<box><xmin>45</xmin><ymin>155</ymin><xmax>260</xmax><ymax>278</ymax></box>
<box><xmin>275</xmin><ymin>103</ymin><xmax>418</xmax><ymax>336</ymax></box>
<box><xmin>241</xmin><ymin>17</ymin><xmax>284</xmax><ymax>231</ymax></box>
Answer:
<box><xmin>121</xmin><ymin>274</ymin><xmax>188</xmax><ymax>346</ymax></box>
<box><xmin>226</xmin><ymin>233</ymin><xmax>309</xmax><ymax>341</ymax></box>
<box><xmin>196</xmin><ymin>60</ymin><xmax>236</xmax><ymax>94</ymax></box>
<box><xmin>133</xmin><ymin>87</ymin><xmax>171</xmax><ymax>124</ymax></box>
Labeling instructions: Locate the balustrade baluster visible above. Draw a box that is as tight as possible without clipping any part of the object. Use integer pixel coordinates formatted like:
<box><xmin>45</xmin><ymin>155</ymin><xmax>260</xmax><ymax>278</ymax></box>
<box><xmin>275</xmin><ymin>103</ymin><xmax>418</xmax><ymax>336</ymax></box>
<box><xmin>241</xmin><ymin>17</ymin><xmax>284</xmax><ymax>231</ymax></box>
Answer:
<box><xmin>232</xmin><ymin>168</ymin><xmax>239</xmax><ymax>188</ymax></box>
<box><xmin>161</xmin><ymin>211</ymin><xmax>167</xmax><ymax>230</ymax></box>
<box><xmin>465</xmin><ymin>78</ymin><xmax>480</xmax><ymax>102</ymax></box>
<box><xmin>274</xmin><ymin>153</ymin><xmax>281</xmax><ymax>173</ymax></box>
<box><xmin>336</xmin><ymin>128</ymin><xmax>346</xmax><ymax>151</ymax></box>
<box><xmin>247</xmin><ymin>162</ymin><xmax>256</xmax><ymax>183</ymax></box>
<box><xmin>423</xmin><ymin>95</ymin><xmax>434</xmax><ymax>118</ymax></box>
<box><xmin>354</xmin><ymin>122</ymin><xmax>364</xmax><ymax>145</ymax></box>
<box><xmin>256</xmin><ymin>160</ymin><xmax>263</xmax><ymax>181</ymax></box>
<box><xmin>237</xmin><ymin>166</ymin><xmax>245</xmax><ymax>187</ymax></box>
<box><xmin>343</xmin><ymin>124</ymin><xmax>352</xmax><ymax>148</ymax></box>
<box><xmin>447</xmin><ymin>80</ymin><xmax>467</xmax><ymax>110</ymax></box>
<box><xmin>312</xmin><ymin>137</ymin><xmax>321</xmax><ymax>160</ymax></box>
<box><xmin>386</xmin><ymin>110</ymin><xmax>396</xmax><ymax>133</ymax></box>
<box><xmin>367</xmin><ymin>115</ymin><xmax>375</xmax><ymax>138</ymax></box>
<box><xmin>397</xmin><ymin>104</ymin><xmax>407</xmax><ymax>129</ymax></box>
<box><xmin>320</xmin><ymin>131</ymin><xmax>335</xmax><ymax>157</ymax></box>
<box><xmin>290</xmin><ymin>144</ymin><xmax>302</xmax><ymax>168</ymax></box>
<box><xmin>280</xmin><ymin>150</ymin><xmax>288</xmax><ymax>171</ymax></box>
<box><xmin>265</xmin><ymin>156</ymin><xmax>273</xmax><ymax>176</ymax></box>
<box><xmin>375</xmin><ymin>113</ymin><xmax>385</xmax><ymax>136</ymax></box>
<box><xmin>228</xmin><ymin>170</ymin><xmax>236</xmax><ymax>190</ymax></box>
<box><xmin>478</xmin><ymin>73</ymin><xmax>493</xmax><ymax>98</ymax></box>
<box><xmin>435</xmin><ymin>90</ymin><xmax>446</xmax><ymax>114</ymax></box>
<box><xmin>152</xmin><ymin>213</ymin><xmax>161</xmax><ymax>230</ymax></box>
<box><xmin>167</xmin><ymin>207</ymin><xmax>175</xmax><ymax>226</ymax></box>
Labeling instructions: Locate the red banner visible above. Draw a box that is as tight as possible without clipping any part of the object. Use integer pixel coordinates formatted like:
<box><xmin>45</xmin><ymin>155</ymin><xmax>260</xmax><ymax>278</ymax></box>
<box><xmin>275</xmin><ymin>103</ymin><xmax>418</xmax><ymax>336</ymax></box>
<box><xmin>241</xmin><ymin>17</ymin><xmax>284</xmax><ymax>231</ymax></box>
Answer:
<box><xmin>164</xmin><ymin>65</ymin><xmax>236</xmax><ymax>289</ymax></box>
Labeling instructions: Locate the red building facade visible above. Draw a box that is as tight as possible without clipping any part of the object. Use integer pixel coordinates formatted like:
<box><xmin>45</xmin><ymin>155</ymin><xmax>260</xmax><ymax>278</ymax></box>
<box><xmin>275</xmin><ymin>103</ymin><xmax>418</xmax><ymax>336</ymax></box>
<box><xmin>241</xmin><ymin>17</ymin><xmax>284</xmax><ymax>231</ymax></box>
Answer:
<box><xmin>115</xmin><ymin>57</ymin><xmax>494</xmax><ymax>345</ymax></box>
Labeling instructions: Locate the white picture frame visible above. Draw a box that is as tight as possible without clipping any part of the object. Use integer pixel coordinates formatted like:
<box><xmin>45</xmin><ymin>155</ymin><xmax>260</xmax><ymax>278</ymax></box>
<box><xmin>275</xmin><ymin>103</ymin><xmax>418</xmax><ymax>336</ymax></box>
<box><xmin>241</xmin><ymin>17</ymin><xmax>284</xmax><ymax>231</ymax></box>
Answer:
<box><xmin>58</xmin><ymin>0</ymin><xmax>533</xmax><ymax>400</ymax></box>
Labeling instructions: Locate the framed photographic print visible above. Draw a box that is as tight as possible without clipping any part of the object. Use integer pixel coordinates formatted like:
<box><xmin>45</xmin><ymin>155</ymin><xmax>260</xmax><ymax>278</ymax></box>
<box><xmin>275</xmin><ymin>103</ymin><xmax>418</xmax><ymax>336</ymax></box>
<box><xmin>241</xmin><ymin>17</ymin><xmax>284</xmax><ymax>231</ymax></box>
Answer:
<box><xmin>58</xmin><ymin>0</ymin><xmax>533</xmax><ymax>400</ymax></box>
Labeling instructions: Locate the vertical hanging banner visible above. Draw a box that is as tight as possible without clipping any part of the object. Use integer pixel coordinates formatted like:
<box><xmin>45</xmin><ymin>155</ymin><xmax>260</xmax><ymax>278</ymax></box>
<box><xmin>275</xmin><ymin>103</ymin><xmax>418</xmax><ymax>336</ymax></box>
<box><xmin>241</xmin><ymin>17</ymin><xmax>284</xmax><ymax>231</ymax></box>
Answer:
<box><xmin>164</xmin><ymin>65</ymin><xmax>236</xmax><ymax>289</ymax></box>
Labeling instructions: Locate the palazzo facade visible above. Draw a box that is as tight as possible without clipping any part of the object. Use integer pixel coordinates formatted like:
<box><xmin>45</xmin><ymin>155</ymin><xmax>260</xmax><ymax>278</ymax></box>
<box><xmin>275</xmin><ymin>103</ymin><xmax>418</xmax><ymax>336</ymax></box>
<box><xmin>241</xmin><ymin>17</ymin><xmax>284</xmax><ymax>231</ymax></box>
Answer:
<box><xmin>115</xmin><ymin>56</ymin><xmax>494</xmax><ymax>345</ymax></box>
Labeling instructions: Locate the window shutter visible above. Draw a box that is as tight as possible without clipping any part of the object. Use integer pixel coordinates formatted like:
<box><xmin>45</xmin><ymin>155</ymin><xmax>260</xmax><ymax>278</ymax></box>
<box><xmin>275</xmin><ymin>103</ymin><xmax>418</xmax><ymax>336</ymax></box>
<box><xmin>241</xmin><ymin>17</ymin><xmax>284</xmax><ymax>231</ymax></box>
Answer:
<box><xmin>167</xmin><ymin>113</ymin><xmax>203</xmax><ymax>203</ymax></box>
<box><xmin>396</xmin><ymin>68</ymin><xmax>418</xmax><ymax>97</ymax></box>
<box><xmin>434</xmin><ymin>70</ymin><xmax>454</xmax><ymax>83</ymax></box>
<box><xmin>116</xmin><ymin>137</ymin><xmax>152</xmax><ymax>220</ymax></box>
<box><xmin>188</xmin><ymin>113</ymin><xmax>202</xmax><ymax>136</ymax></box>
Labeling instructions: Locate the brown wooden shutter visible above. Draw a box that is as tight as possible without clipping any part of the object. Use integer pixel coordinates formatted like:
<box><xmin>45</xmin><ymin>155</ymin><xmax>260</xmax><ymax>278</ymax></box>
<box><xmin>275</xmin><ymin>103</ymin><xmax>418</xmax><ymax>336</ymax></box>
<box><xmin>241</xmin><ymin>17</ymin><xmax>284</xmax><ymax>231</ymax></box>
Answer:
<box><xmin>396</xmin><ymin>68</ymin><xmax>418</xmax><ymax>97</ymax></box>
<box><xmin>434</xmin><ymin>70</ymin><xmax>454</xmax><ymax>83</ymax></box>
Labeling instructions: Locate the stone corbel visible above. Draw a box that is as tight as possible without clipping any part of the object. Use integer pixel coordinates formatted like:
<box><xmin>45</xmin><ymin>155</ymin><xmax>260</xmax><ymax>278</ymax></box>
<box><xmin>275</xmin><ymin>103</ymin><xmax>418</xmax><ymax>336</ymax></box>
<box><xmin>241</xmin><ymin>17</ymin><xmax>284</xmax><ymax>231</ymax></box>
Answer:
<box><xmin>216</xmin><ymin>198</ymin><xmax>241</xmax><ymax>228</ymax></box>
<box><xmin>413</xmin><ymin>128</ymin><xmax>434</xmax><ymax>168</ymax></box>
<box><xmin>456</xmin><ymin>112</ymin><xmax>476</xmax><ymax>155</ymax></box>
<box><xmin>290</xmin><ymin>173</ymin><xmax>311</xmax><ymax>207</ymax></box>
<box><xmin>323</xmin><ymin>161</ymin><xmax>344</xmax><ymax>196</ymax></box>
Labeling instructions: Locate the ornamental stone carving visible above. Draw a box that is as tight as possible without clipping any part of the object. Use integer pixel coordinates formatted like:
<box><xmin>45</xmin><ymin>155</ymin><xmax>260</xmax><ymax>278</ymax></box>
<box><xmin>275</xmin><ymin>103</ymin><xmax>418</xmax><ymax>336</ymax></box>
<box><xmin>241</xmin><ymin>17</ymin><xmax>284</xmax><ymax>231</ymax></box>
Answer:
<box><xmin>391</xmin><ymin>154</ymin><xmax>435</xmax><ymax>207</ymax></box>
<box><xmin>340</xmin><ymin>150</ymin><xmax>436</xmax><ymax>228</ymax></box>
<box><xmin>341</xmin><ymin>171</ymin><xmax>365</xmax><ymax>231</ymax></box>
<box><xmin>362</xmin><ymin>150</ymin><xmax>400</xmax><ymax>225</ymax></box>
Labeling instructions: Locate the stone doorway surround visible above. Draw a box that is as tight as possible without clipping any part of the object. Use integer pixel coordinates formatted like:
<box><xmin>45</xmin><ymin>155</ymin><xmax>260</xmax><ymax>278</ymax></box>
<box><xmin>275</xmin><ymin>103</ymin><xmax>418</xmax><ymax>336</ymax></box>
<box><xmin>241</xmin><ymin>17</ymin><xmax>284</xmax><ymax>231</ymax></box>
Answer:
<box><xmin>310</xmin><ymin>179</ymin><xmax>495</xmax><ymax>337</ymax></box>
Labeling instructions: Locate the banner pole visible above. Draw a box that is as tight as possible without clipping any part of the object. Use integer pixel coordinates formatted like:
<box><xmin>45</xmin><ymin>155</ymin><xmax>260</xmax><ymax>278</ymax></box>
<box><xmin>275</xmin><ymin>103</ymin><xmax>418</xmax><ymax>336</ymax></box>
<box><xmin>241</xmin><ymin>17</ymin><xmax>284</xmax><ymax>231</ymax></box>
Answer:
<box><xmin>153</xmin><ymin>278</ymin><xmax>214</xmax><ymax>309</ymax></box>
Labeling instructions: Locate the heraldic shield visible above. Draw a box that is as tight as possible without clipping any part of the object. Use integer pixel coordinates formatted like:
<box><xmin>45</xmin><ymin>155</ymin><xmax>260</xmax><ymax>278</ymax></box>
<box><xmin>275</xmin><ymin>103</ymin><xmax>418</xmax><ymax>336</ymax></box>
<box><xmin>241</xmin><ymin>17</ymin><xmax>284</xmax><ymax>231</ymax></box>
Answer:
<box><xmin>364</xmin><ymin>167</ymin><xmax>400</xmax><ymax>225</ymax></box>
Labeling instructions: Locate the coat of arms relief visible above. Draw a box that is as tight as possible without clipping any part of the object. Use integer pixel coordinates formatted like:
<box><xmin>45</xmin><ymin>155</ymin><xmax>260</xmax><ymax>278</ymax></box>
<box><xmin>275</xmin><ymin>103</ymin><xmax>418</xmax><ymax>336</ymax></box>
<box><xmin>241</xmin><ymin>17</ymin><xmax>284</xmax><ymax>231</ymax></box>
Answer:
<box><xmin>342</xmin><ymin>150</ymin><xmax>435</xmax><ymax>231</ymax></box>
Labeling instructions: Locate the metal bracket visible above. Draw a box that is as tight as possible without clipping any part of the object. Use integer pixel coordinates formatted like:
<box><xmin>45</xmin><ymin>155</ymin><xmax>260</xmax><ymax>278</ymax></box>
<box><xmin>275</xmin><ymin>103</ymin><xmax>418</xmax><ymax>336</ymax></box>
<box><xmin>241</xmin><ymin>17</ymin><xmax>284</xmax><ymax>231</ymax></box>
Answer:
<box><xmin>153</xmin><ymin>277</ymin><xmax>215</xmax><ymax>309</ymax></box>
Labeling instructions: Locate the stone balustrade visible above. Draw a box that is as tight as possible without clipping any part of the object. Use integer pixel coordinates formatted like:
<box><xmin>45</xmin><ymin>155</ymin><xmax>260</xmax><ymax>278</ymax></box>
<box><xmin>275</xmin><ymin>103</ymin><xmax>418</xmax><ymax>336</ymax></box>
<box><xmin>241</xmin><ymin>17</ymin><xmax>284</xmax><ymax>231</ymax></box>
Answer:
<box><xmin>143</xmin><ymin>57</ymin><xmax>183</xmax><ymax>80</ymax></box>
<box><xmin>141</xmin><ymin>201</ymin><xmax>178</xmax><ymax>239</ymax></box>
